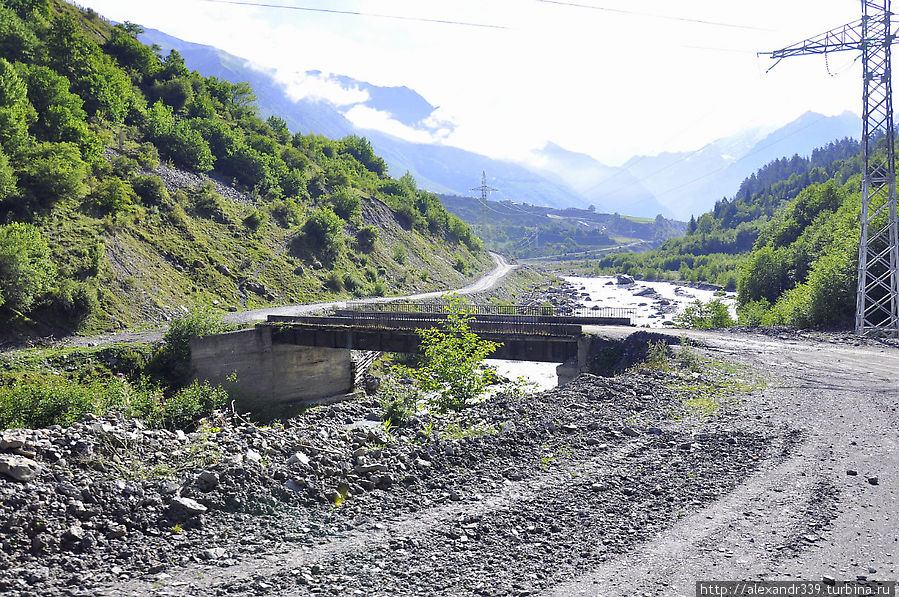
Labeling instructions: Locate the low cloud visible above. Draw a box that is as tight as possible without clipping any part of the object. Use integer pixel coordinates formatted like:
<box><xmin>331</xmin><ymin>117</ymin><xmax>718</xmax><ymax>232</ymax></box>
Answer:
<box><xmin>275</xmin><ymin>70</ymin><xmax>370</xmax><ymax>107</ymax></box>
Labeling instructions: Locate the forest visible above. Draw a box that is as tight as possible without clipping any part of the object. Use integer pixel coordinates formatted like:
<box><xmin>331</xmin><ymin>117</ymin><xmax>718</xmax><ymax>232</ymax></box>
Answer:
<box><xmin>588</xmin><ymin>137</ymin><xmax>866</xmax><ymax>328</ymax></box>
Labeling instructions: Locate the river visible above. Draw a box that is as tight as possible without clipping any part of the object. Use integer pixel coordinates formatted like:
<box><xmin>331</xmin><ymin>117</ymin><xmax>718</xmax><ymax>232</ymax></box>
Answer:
<box><xmin>488</xmin><ymin>275</ymin><xmax>738</xmax><ymax>391</ymax></box>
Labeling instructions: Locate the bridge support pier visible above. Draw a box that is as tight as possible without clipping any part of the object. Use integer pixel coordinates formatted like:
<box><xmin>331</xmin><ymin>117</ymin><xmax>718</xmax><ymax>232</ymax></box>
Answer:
<box><xmin>190</xmin><ymin>327</ymin><xmax>354</xmax><ymax>414</ymax></box>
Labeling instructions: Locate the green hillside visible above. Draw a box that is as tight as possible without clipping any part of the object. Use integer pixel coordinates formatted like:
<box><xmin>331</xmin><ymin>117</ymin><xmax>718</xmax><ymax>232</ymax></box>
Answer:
<box><xmin>0</xmin><ymin>0</ymin><xmax>487</xmax><ymax>337</ymax></box>
<box><xmin>584</xmin><ymin>137</ymin><xmax>866</xmax><ymax>328</ymax></box>
<box><xmin>440</xmin><ymin>194</ymin><xmax>685</xmax><ymax>258</ymax></box>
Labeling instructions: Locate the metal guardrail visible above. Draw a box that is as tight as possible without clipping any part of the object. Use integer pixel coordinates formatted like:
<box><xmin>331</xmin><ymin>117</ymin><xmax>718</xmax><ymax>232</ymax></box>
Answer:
<box><xmin>343</xmin><ymin>300</ymin><xmax>634</xmax><ymax>320</ymax></box>
<box><xmin>267</xmin><ymin>315</ymin><xmax>583</xmax><ymax>338</ymax></box>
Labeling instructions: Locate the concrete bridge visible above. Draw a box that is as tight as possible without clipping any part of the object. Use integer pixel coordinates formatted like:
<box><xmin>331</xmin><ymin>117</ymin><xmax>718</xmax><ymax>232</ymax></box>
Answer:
<box><xmin>190</xmin><ymin>305</ymin><xmax>633</xmax><ymax>414</ymax></box>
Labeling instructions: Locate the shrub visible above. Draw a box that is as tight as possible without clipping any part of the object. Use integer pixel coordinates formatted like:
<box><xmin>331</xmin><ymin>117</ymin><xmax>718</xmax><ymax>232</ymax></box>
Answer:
<box><xmin>673</xmin><ymin>299</ymin><xmax>736</xmax><ymax>329</ymax></box>
<box><xmin>453</xmin><ymin>255</ymin><xmax>468</xmax><ymax>274</ymax></box>
<box><xmin>396</xmin><ymin>295</ymin><xmax>501</xmax><ymax>412</ymax></box>
<box><xmin>89</xmin><ymin>177</ymin><xmax>136</xmax><ymax>215</ymax></box>
<box><xmin>356</xmin><ymin>225</ymin><xmax>378</xmax><ymax>252</ymax></box>
<box><xmin>131</xmin><ymin>174</ymin><xmax>169</xmax><ymax>205</ymax></box>
<box><xmin>304</xmin><ymin>207</ymin><xmax>343</xmax><ymax>258</ymax></box>
<box><xmin>16</xmin><ymin>142</ymin><xmax>89</xmax><ymax>211</ymax></box>
<box><xmin>644</xmin><ymin>340</ymin><xmax>670</xmax><ymax>369</ymax></box>
<box><xmin>270</xmin><ymin>198</ymin><xmax>302</xmax><ymax>227</ymax></box>
<box><xmin>243</xmin><ymin>209</ymin><xmax>267</xmax><ymax>231</ymax></box>
<box><xmin>0</xmin><ymin>222</ymin><xmax>55</xmax><ymax>312</ymax></box>
<box><xmin>147</xmin><ymin>307</ymin><xmax>228</xmax><ymax>388</ymax></box>
<box><xmin>331</xmin><ymin>189</ymin><xmax>361</xmax><ymax>221</ymax></box>
<box><xmin>324</xmin><ymin>272</ymin><xmax>343</xmax><ymax>292</ymax></box>
<box><xmin>45</xmin><ymin>278</ymin><xmax>98</xmax><ymax>327</ymax></box>
<box><xmin>392</xmin><ymin>244</ymin><xmax>407</xmax><ymax>265</ymax></box>
<box><xmin>377</xmin><ymin>375</ymin><xmax>420</xmax><ymax>426</ymax></box>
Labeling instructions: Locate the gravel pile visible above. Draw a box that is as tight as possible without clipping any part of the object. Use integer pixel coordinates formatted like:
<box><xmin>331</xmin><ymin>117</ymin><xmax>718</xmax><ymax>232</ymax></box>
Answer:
<box><xmin>0</xmin><ymin>364</ymin><xmax>784</xmax><ymax>596</ymax></box>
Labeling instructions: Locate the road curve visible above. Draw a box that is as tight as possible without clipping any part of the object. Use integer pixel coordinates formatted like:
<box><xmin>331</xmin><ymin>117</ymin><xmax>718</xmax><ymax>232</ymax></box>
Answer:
<box><xmin>224</xmin><ymin>251</ymin><xmax>515</xmax><ymax>325</ymax></box>
<box><xmin>56</xmin><ymin>252</ymin><xmax>516</xmax><ymax>348</ymax></box>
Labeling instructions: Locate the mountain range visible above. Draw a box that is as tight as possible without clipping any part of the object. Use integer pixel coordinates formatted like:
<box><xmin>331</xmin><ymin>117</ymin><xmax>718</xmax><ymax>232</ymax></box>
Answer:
<box><xmin>141</xmin><ymin>28</ymin><xmax>862</xmax><ymax>219</ymax></box>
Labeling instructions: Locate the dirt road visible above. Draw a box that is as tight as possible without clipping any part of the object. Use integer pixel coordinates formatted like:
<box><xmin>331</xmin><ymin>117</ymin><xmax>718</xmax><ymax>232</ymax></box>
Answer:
<box><xmin>547</xmin><ymin>327</ymin><xmax>899</xmax><ymax>596</ymax></box>
<box><xmin>57</xmin><ymin>252</ymin><xmax>516</xmax><ymax>348</ymax></box>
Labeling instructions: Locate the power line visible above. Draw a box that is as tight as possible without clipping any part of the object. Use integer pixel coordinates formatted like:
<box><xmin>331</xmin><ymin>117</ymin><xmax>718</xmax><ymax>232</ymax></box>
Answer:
<box><xmin>197</xmin><ymin>0</ymin><xmax>508</xmax><ymax>29</ymax></box>
<box><xmin>535</xmin><ymin>0</ymin><xmax>773</xmax><ymax>32</ymax></box>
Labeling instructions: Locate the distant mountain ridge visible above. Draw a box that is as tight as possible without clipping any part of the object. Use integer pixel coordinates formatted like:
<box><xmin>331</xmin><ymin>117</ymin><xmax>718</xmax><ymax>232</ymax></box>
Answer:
<box><xmin>140</xmin><ymin>28</ymin><xmax>862</xmax><ymax>219</ymax></box>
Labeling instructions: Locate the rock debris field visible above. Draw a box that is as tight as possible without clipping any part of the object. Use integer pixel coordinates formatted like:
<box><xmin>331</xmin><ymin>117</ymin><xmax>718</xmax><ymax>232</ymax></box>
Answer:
<box><xmin>1</xmin><ymin>327</ymin><xmax>897</xmax><ymax>596</ymax></box>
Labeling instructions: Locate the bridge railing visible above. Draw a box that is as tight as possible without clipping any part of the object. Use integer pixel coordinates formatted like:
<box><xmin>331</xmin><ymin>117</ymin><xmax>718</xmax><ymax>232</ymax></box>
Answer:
<box><xmin>342</xmin><ymin>300</ymin><xmax>634</xmax><ymax>320</ymax></box>
<box><xmin>267</xmin><ymin>314</ymin><xmax>584</xmax><ymax>337</ymax></box>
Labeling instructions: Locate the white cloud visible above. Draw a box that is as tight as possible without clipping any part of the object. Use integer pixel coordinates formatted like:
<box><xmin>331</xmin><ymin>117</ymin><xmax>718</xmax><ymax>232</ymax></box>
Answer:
<box><xmin>80</xmin><ymin>0</ymin><xmax>868</xmax><ymax>166</ymax></box>
<box><xmin>342</xmin><ymin>105</ymin><xmax>442</xmax><ymax>145</ymax></box>
<box><xmin>273</xmin><ymin>70</ymin><xmax>369</xmax><ymax>106</ymax></box>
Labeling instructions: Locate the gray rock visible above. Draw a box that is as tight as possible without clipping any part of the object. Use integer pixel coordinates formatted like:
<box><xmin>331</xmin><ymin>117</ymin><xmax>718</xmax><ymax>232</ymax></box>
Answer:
<box><xmin>200</xmin><ymin>547</ymin><xmax>227</xmax><ymax>560</ymax></box>
<box><xmin>621</xmin><ymin>427</ymin><xmax>640</xmax><ymax>438</ymax></box>
<box><xmin>846</xmin><ymin>469</ymin><xmax>858</xmax><ymax>476</ymax></box>
<box><xmin>0</xmin><ymin>433</ymin><xmax>26</xmax><ymax>451</ymax></box>
<box><xmin>168</xmin><ymin>496</ymin><xmax>208</xmax><ymax>520</ymax></box>
<box><xmin>287</xmin><ymin>452</ymin><xmax>311</xmax><ymax>467</ymax></box>
<box><xmin>196</xmin><ymin>471</ymin><xmax>219</xmax><ymax>492</ymax></box>
<box><xmin>0</xmin><ymin>454</ymin><xmax>41</xmax><ymax>482</ymax></box>
<box><xmin>867</xmin><ymin>476</ymin><xmax>879</xmax><ymax>486</ymax></box>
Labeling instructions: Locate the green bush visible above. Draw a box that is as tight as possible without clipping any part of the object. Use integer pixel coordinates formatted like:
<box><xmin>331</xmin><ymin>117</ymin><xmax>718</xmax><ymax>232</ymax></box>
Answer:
<box><xmin>243</xmin><ymin>208</ymin><xmax>267</xmax><ymax>231</ymax></box>
<box><xmin>45</xmin><ymin>278</ymin><xmax>98</xmax><ymax>326</ymax></box>
<box><xmin>453</xmin><ymin>255</ymin><xmax>467</xmax><ymax>274</ymax></box>
<box><xmin>270</xmin><ymin>198</ymin><xmax>302</xmax><ymax>227</ymax></box>
<box><xmin>324</xmin><ymin>272</ymin><xmax>343</xmax><ymax>292</ymax></box>
<box><xmin>395</xmin><ymin>295</ymin><xmax>501</xmax><ymax>412</ymax></box>
<box><xmin>331</xmin><ymin>189</ymin><xmax>361</xmax><ymax>221</ymax></box>
<box><xmin>392</xmin><ymin>244</ymin><xmax>407</xmax><ymax>265</ymax></box>
<box><xmin>131</xmin><ymin>174</ymin><xmax>169</xmax><ymax>204</ymax></box>
<box><xmin>147</xmin><ymin>307</ymin><xmax>228</xmax><ymax>388</ymax></box>
<box><xmin>377</xmin><ymin>375</ymin><xmax>420</xmax><ymax>426</ymax></box>
<box><xmin>89</xmin><ymin>177</ymin><xmax>136</xmax><ymax>214</ymax></box>
<box><xmin>673</xmin><ymin>299</ymin><xmax>736</xmax><ymax>329</ymax></box>
<box><xmin>0</xmin><ymin>375</ymin><xmax>229</xmax><ymax>431</ymax></box>
<box><xmin>356</xmin><ymin>225</ymin><xmax>378</xmax><ymax>252</ymax></box>
<box><xmin>16</xmin><ymin>142</ymin><xmax>89</xmax><ymax>211</ymax></box>
<box><xmin>0</xmin><ymin>222</ymin><xmax>55</xmax><ymax>312</ymax></box>
<box><xmin>304</xmin><ymin>207</ymin><xmax>343</xmax><ymax>258</ymax></box>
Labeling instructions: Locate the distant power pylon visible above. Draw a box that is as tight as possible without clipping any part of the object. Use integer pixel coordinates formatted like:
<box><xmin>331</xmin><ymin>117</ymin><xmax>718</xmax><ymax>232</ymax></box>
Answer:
<box><xmin>762</xmin><ymin>0</ymin><xmax>899</xmax><ymax>336</ymax></box>
<box><xmin>471</xmin><ymin>171</ymin><xmax>497</xmax><ymax>240</ymax></box>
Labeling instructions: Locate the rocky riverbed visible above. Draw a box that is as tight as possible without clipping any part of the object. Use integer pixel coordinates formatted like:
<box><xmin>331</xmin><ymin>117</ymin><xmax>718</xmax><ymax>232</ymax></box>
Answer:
<box><xmin>0</xmin><ymin>339</ymin><xmax>784</xmax><ymax>597</ymax></box>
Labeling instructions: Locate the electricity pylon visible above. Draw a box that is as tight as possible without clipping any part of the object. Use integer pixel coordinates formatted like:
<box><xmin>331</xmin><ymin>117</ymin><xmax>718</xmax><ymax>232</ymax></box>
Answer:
<box><xmin>471</xmin><ymin>171</ymin><xmax>497</xmax><ymax>241</ymax></box>
<box><xmin>762</xmin><ymin>0</ymin><xmax>899</xmax><ymax>336</ymax></box>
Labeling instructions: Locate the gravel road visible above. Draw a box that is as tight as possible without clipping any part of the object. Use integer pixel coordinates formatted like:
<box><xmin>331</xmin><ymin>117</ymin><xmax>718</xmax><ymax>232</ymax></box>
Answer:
<box><xmin>55</xmin><ymin>252</ymin><xmax>516</xmax><ymax>348</ymax></box>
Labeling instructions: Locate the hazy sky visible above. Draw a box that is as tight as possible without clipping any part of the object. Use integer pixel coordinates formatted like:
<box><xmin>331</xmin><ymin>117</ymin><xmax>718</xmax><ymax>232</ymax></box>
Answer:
<box><xmin>78</xmin><ymin>0</ymin><xmax>865</xmax><ymax>166</ymax></box>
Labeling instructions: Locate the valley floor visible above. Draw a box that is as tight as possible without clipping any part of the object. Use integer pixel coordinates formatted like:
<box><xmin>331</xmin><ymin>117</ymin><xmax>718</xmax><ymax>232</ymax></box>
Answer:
<box><xmin>1</xmin><ymin>327</ymin><xmax>896</xmax><ymax>596</ymax></box>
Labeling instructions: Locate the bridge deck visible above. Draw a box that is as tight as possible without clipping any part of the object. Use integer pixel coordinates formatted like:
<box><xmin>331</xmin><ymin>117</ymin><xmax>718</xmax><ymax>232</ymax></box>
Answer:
<box><xmin>263</xmin><ymin>315</ymin><xmax>582</xmax><ymax>363</ymax></box>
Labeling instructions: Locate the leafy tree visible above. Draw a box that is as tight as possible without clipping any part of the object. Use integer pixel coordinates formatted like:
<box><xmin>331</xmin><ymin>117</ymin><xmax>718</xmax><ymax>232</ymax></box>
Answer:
<box><xmin>0</xmin><ymin>5</ymin><xmax>38</xmax><ymax>62</ymax></box>
<box><xmin>331</xmin><ymin>188</ymin><xmax>361</xmax><ymax>221</ymax></box>
<box><xmin>4</xmin><ymin>0</ymin><xmax>50</xmax><ymax>19</ymax></box>
<box><xmin>15</xmin><ymin>142</ymin><xmax>89</xmax><ymax>211</ymax></box>
<box><xmin>0</xmin><ymin>222</ymin><xmax>55</xmax><ymax>312</ymax></box>
<box><xmin>0</xmin><ymin>147</ymin><xmax>15</xmax><ymax>199</ymax></box>
<box><xmin>105</xmin><ymin>23</ymin><xmax>160</xmax><ymax>80</ymax></box>
<box><xmin>17</xmin><ymin>64</ymin><xmax>100</xmax><ymax>159</ymax></box>
<box><xmin>147</xmin><ymin>307</ymin><xmax>229</xmax><ymax>388</ymax></box>
<box><xmin>89</xmin><ymin>177</ymin><xmax>136</xmax><ymax>214</ymax></box>
<box><xmin>0</xmin><ymin>57</ymin><xmax>34</xmax><ymax>152</ymax></box>
<box><xmin>397</xmin><ymin>295</ymin><xmax>501</xmax><ymax>411</ymax></box>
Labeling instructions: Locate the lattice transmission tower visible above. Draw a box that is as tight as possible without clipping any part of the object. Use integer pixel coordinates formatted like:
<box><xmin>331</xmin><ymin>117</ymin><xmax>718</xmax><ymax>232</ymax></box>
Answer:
<box><xmin>762</xmin><ymin>0</ymin><xmax>899</xmax><ymax>336</ymax></box>
<box><xmin>471</xmin><ymin>171</ymin><xmax>498</xmax><ymax>241</ymax></box>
